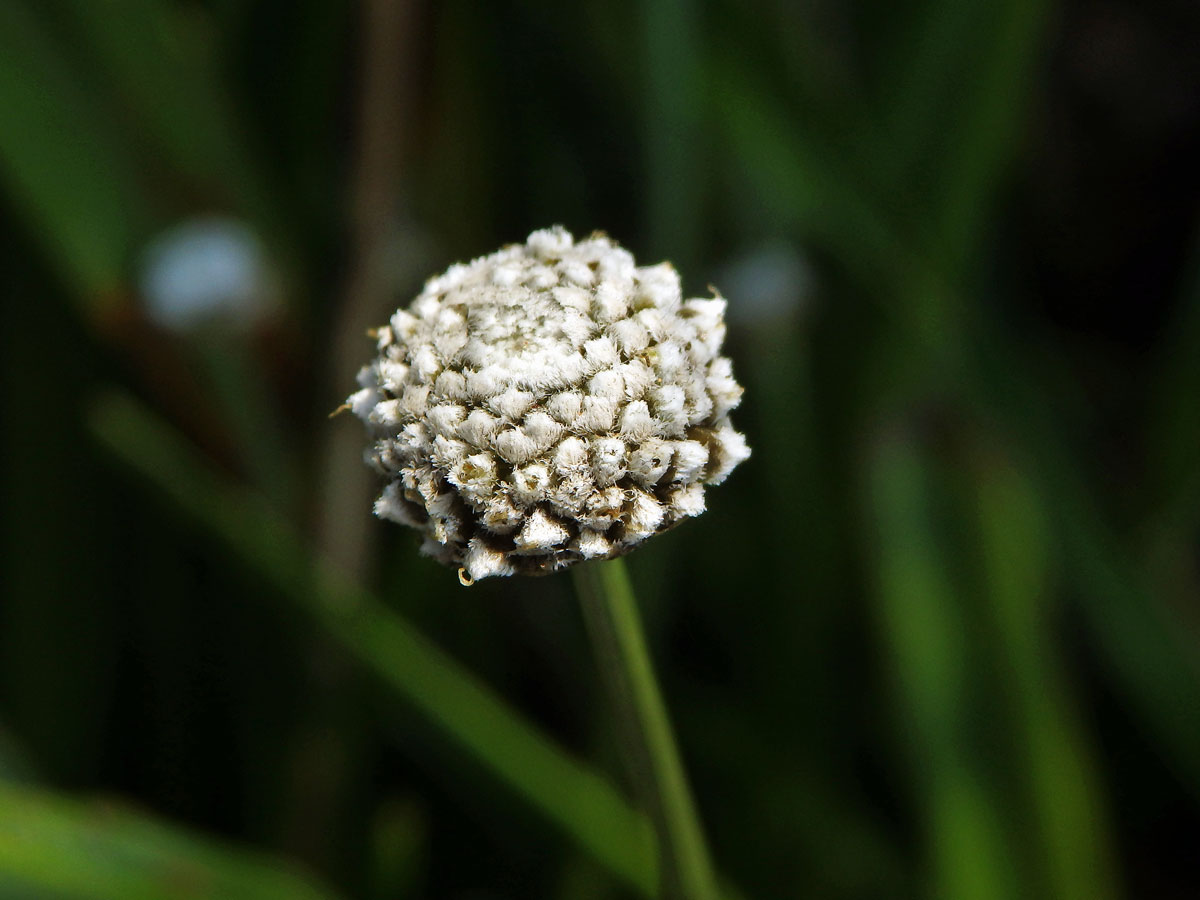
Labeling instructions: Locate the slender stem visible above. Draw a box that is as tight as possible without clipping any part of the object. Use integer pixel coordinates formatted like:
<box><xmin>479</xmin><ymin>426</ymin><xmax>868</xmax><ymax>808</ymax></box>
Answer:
<box><xmin>573</xmin><ymin>558</ymin><xmax>720</xmax><ymax>900</ymax></box>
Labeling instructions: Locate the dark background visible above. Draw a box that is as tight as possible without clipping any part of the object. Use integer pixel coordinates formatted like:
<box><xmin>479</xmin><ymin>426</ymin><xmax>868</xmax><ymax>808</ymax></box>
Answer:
<box><xmin>2</xmin><ymin>0</ymin><xmax>1199</xmax><ymax>897</ymax></box>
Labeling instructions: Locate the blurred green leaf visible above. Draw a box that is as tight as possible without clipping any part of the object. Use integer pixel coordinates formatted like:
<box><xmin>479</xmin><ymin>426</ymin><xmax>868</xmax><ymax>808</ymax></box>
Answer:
<box><xmin>86</xmin><ymin>390</ymin><xmax>659</xmax><ymax>898</ymax></box>
<box><xmin>368</xmin><ymin>797</ymin><xmax>427</xmax><ymax>900</ymax></box>
<box><xmin>1148</xmin><ymin>222</ymin><xmax>1200</xmax><ymax>530</ymax></box>
<box><xmin>867</xmin><ymin>428</ymin><xmax>1020</xmax><ymax>900</ymax></box>
<box><xmin>58</xmin><ymin>0</ymin><xmax>282</xmax><ymax>242</ymax></box>
<box><xmin>0</xmin><ymin>724</ymin><xmax>37</xmax><ymax>785</ymax></box>
<box><xmin>711</xmin><ymin>54</ymin><xmax>965</xmax><ymax>356</ymax></box>
<box><xmin>192</xmin><ymin>337</ymin><xmax>299</xmax><ymax>511</ymax></box>
<box><xmin>0</xmin><ymin>3</ymin><xmax>148</xmax><ymax>305</ymax></box>
<box><xmin>867</xmin><ymin>429</ymin><xmax>965</xmax><ymax>754</ymax></box>
<box><xmin>0</xmin><ymin>782</ymin><xmax>339</xmax><ymax>900</ymax></box>
<box><xmin>875</xmin><ymin>0</ymin><xmax>986</xmax><ymax>188</ymax></box>
<box><xmin>719</xmin><ymin>6</ymin><xmax>1200</xmax><ymax>822</ymax></box>
<box><xmin>928</xmin><ymin>765</ymin><xmax>1019</xmax><ymax>900</ymax></box>
<box><xmin>968</xmin><ymin>337</ymin><xmax>1200</xmax><ymax>800</ymax></box>
<box><xmin>927</xmin><ymin>0</ymin><xmax>1048</xmax><ymax>277</ymax></box>
<box><xmin>972</xmin><ymin>449</ymin><xmax>1119</xmax><ymax>900</ymax></box>
<box><xmin>642</xmin><ymin>0</ymin><xmax>703</xmax><ymax>269</ymax></box>
<box><xmin>712</xmin><ymin>53</ymin><xmax>905</xmax><ymax>282</ymax></box>
<box><xmin>722</xmin><ymin>4</ymin><xmax>1200</xmax><ymax>813</ymax></box>
<box><xmin>868</xmin><ymin>429</ymin><xmax>1027</xmax><ymax>900</ymax></box>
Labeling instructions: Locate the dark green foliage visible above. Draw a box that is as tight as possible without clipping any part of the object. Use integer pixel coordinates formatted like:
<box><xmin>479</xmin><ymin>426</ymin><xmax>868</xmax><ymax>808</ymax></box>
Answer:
<box><xmin>1</xmin><ymin>0</ymin><xmax>1198</xmax><ymax>896</ymax></box>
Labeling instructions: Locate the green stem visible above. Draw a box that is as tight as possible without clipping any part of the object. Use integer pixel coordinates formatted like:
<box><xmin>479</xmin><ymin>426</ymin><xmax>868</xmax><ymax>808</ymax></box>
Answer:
<box><xmin>572</xmin><ymin>558</ymin><xmax>720</xmax><ymax>900</ymax></box>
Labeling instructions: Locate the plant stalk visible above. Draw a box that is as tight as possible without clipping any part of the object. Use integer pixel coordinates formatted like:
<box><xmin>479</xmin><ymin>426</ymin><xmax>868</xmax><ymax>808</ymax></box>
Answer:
<box><xmin>573</xmin><ymin>558</ymin><xmax>720</xmax><ymax>900</ymax></box>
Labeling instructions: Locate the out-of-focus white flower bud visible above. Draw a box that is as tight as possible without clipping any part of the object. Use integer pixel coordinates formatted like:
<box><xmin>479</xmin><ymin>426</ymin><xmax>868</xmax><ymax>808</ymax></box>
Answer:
<box><xmin>349</xmin><ymin>227</ymin><xmax>750</xmax><ymax>583</ymax></box>
<box><xmin>139</xmin><ymin>216</ymin><xmax>277</xmax><ymax>332</ymax></box>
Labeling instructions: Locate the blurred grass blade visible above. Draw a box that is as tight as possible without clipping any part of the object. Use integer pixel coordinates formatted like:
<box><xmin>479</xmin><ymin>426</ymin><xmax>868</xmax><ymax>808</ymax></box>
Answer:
<box><xmin>711</xmin><ymin>54</ymin><xmax>964</xmax><ymax>352</ymax></box>
<box><xmin>929</xmin><ymin>0</ymin><xmax>1047</xmax><ymax>276</ymax></box>
<box><xmin>643</xmin><ymin>0</ymin><xmax>703</xmax><ymax>269</ymax></box>
<box><xmin>193</xmin><ymin>337</ymin><xmax>300</xmax><ymax>511</ymax></box>
<box><xmin>1057</xmin><ymin>495</ymin><xmax>1200</xmax><ymax>792</ymax></box>
<box><xmin>0</xmin><ymin>3</ymin><xmax>148</xmax><ymax>306</ymax></box>
<box><xmin>929</xmin><ymin>765</ymin><xmax>1019</xmax><ymax>900</ymax></box>
<box><xmin>712</xmin><ymin>54</ymin><xmax>906</xmax><ymax>283</ymax></box>
<box><xmin>866</xmin><ymin>428</ymin><xmax>1020</xmax><ymax>900</ymax></box>
<box><xmin>0</xmin><ymin>782</ymin><xmax>340</xmax><ymax>900</ymax></box>
<box><xmin>972</xmin><ymin>449</ymin><xmax>1119</xmax><ymax>900</ymax></box>
<box><xmin>0</xmin><ymin>723</ymin><xmax>37</xmax><ymax>785</ymax></box>
<box><xmin>720</xmin><ymin>10</ymin><xmax>1200</xmax><ymax>809</ymax></box>
<box><xmin>874</xmin><ymin>0</ymin><xmax>985</xmax><ymax>187</ymax></box>
<box><xmin>1148</xmin><ymin>221</ymin><xmax>1200</xmax><ymax>529</ymax></box>
<box><xmin>60</xmin><ymin>0</ymin><xmax>283</xmax><ymax>243</ymax></box>
<box><xmin>871</xmin><ymin>0</ymin><xmax>1048</xmax><ymax>274</ymax></box>
<box><xmin>87</xmin><ymin>390</ymin><xmax>659</xmax><ymax>898</ymax></box>
<box><xmin>969</xmin><ymin>339</ymin><xmax>1200</xmax><ymax>798</ymax></box>
<box><xmin>867</xmin><ymin>429</ymin><xmax>965</xmax><ymax>755</ymax></box>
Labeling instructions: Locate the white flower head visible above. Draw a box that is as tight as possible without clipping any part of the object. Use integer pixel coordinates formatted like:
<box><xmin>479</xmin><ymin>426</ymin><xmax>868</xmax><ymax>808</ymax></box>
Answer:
<box><xmin>350</xmin><ymin>227</ymin><xmax>750</xmax><ymax>583</ymax></box>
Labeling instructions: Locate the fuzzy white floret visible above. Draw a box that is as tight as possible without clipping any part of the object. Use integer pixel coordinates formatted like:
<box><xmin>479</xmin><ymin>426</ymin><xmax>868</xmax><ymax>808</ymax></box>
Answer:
<box><xmin>581</xmin><ymin>486</ymin><xmax>625</xmax><ymax>530</ymax></box>
<box><xmin>527</xmin><ymin>226</ymin><xmax>573</xmax><ymax>257</ymax></box>
<box><xmin>593</xmin><ymin>282</ymin><xmax>627</xmax><ymax>323</ymax></box>
<box><xmin>706</xmin><ymin>427</ymin><xmax>753</xmax><ymax>485</ymax></box>
<box><xmin>464</xmin><ymin>538</ymin><xmax>515</xmax><ymax>580</ymax></box>
<box><xmin>349</xmin><ymin>387</ymin><xmax>379</xmax><ymax>420</ymax></box>
<box><xmin>430</xmin><ymin>435</ymin><xmax>469</xmax><ymax>469</ymax></box>
<box><xmin>591</xmin><ymin>438</ymin><xmax>628</xmax><ymax>487</ymax></box>
<box><xmin>375</xmin><ymin>483</ymin><xmax>419</xmax><ymax>525</ymax></box>
<box><xmin>367</xmin><ymin>399</ymin><xmax>401</xmax><ymax>428</ymax></box>
<box><xmin>494</xmin><ymin>428</ymin><xmax>540</xmax><ymax>465</ymax></box>
<box><xmin>583</xmin><ymin>336</ymin><xmax>621</xmax><ymax>369</ymax></box>
<box><xmin>573</xmin><ymin>528</ymin><xmax>611</xmax><ymax>559</ymax></box>
<box><xmin>615</xmin><ymin>360</ymin><xmax>655</xmax><ymax>400</ymax></box>
<box><xmin>515</xmin><ymin>509</ymin><xmax>570</xmax><ymax>553</ymax></box>
<box><xmin>623</xmin><ymin>490</ymin><xmax>666</xmax><ymax>542</ymax></box>
<box><xmin>628</xmin><ymin>440</ymin><xmax>673</xmax><ymax>487</ymax></box>
<box><xmin>512</xmin><ymin>464</ymin><xmax>551</xmax><ymax>505</ymax></box>
<box><xmin>399</xmin><ymin>385</ymin><xmax>430</xmax><ymax>418</ymax></box>
<box><xmin>488</xmin><ymin>387</ymin><xmax>535</xmax><ymax>420</ymax></box>
<box><xmin>450</xmin><ymin>453</ymin><xmax>497</xmax><ymax>504</ymax></box>
<box><xmin>560</xmin><ymin>259</ymin><xmax>595</xmax><ymax>288</ymax></box>
<box><xmin>668</xmin><ymin>482</ymin><xmax>706</xmax><ymax>519</ymax></box>
<box><xmin>576</xmin><ymin>396</ymin><xmax>617</xmax><ymax>433</ymax></box>
<box><xmin>458</xmin><ymin>409</ymin><xmax>500</xmax><ymax>445</ymax></box>
<box><xmin>554</xmin><ymin>436</ymin><xmax>589</xmax><ymax>470</ymax></box>
<box><xmin>433</xmin><ymin>370</ymin><xmax>467</xmax><ymax>400</ymax></box>
<box><xmin>546</xmin><ymin>391</ymin><xmax>583</xmax><ymax>424</ymax></box>
<box><xmin>427</xmin><ymin>404</ymin><xmax>466</xmax><ymax>436</ymax></box>
<box><xmin>523</xmin><ymin>411</ymin><xmax>563</xmax><ymax>448</ymax></box>
<box><xmin>635</xmin><ymin>262</ymin><xmax>682</xmax><ymax>312</ymax></box>
<box><xmin>672</xmin><ymin>440</ymin><xmax>709</xmax><ymax>483</ymax></box>
<box><xmin>610</xmin><ymin>318</ymin><xmax>650</xmax><ymax>355</ymax></box>
<box><xmin>619</xmin><ymin>401</ymin><xmax>656</xmax><ymax>441</ymax></box>
<box><xmin>588</xmin><ymin>369</ymin><xmax>625</xmax><ymax>402</ymax></box>
<box><xmin>481</xmin><ymin>495</ymin><xmax>523</xmax><ymax>533</ymax></box>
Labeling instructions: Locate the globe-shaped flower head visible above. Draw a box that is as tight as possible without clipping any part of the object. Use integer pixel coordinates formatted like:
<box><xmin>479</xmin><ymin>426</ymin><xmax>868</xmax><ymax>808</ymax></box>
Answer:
<box><xmin>348</xmin><ymin>227</ymin><xmax>750</xmax><ymax>583</ymax></box>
